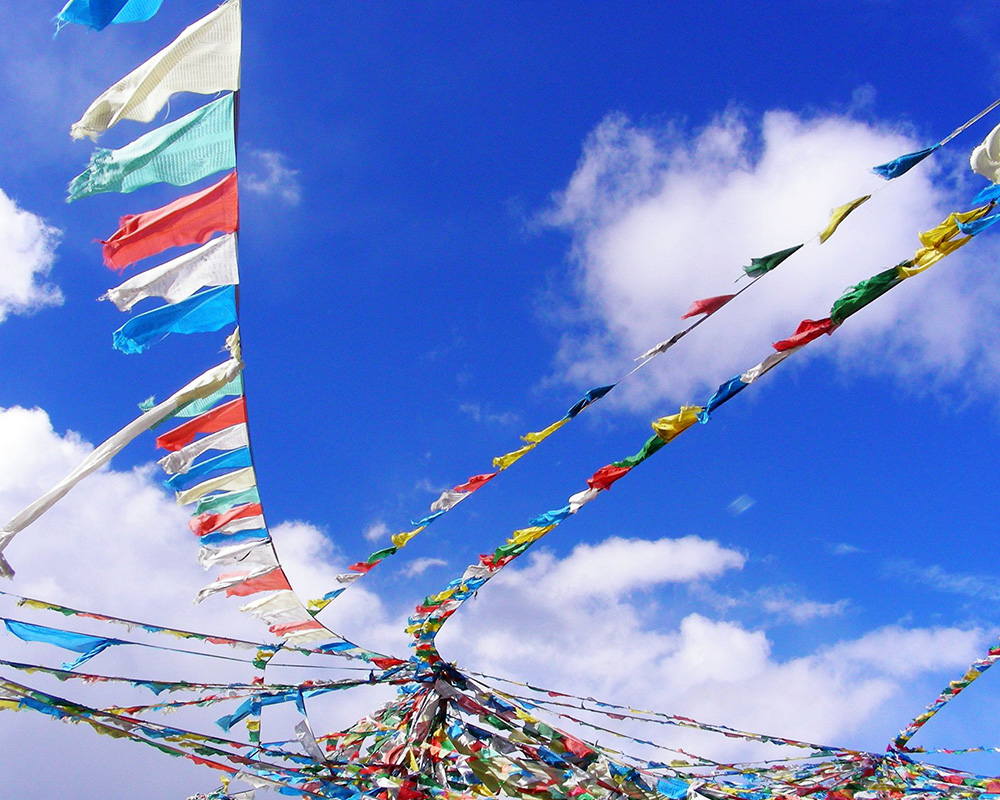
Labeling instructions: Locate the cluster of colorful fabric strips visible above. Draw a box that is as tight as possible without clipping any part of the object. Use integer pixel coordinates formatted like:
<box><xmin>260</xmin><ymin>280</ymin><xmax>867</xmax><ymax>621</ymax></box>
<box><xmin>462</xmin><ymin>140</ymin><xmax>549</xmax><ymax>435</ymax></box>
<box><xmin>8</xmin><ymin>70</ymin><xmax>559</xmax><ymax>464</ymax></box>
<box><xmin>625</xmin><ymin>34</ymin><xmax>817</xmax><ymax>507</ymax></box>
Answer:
<box><xmin>302</xmin><ymin>94</ymin><xmax>1000</xmax><ymax>617</ymax></box>
<box><xmin>404</xmin><ymin>191</ymin><xmax>1000</xmax><ymax>666</ymax></box>
<box><xmin>4</xmin><ymin>2</ymin><xmax>1000</xmax><ymax>798</ymax></box>
<box><xmin>0</xmin><ymin>0</ymin><xmax>380</xmax><ymax>658</ymax></box>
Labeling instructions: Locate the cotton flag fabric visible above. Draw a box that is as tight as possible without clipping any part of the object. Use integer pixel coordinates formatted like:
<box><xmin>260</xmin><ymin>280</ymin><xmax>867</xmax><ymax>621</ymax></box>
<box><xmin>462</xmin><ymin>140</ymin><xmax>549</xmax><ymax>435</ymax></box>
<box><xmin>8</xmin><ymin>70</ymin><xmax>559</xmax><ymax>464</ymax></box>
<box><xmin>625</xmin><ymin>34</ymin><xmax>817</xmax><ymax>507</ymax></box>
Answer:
<box><xmin>819</xmin><ymin>196</ymin><xmax>870</xmax><ymax>243</ymax></box>
<box><xmin>162</xmin><ymin>447</ymin><xmax>252</xmax><ymax>491</ymax></box>
<box><xmin>830</xmin><ymin>268</ymin><xmax>901</xmax><ymax>324</ymax></box>
<box><xmin>113</xmin><ymin>284</ymin><xmax>238</xmax><ymax>354</ymax></box>
<box><xmin>741</xmin><ymin>346</ymin><xmax>802</xmax><ymax>383</ymax></box>
<box><xmin>651</xmin><ymin>406</ymin><xmax>702</xmax><ymax>443</ymax></box>
<box><xmin>773</xmin><ymin>318</ymin><xmax>838</xmax><ymax>351</ymax></box>
<box><xmin>158</xmin><ymin>423</ymin><xmax>249</xmax><ymax>475</ymax></box>
<box><xmin>971</xmin><ymin>122</ymin><xmax>1000</xmax><ymax>183</ymax></box>
<box><xmin>872</xmin><ymin>144</ymin><xmax>941</xmax><ymax>180</ymax></box>
<box><xmin>698</xmin><ymin>376</ymin><xmax>748</xmax><ymax>423</ymax></box>
<box><xmin>744</xmin><ymin>244</ymin><xmax>803</xmax><ymax>278</ymax></box>
<box><xmin>101</xmin><ymin>172</ymin><xmax>239</xmax><ymax>270</ymax></box>
<box><xmin>71</xmin><ymin>0</ymin><xmax>241</xmax><ymax>141</ymax></box>
<box><xmin>681</xmin><ymin>294</ymin><xmax>735</xmax><ymax>319</ymax></box>
<box><xmin>0</xmin><ymin>356</ymin><xmax>243</xmax><ymax>576</ymax></box>
<box><xmin>2</xmin><ymin>620</ymin><xmax>119</xmax><ymax>670</ymax></box>
<box><xmin>68</xmin><ymin>94</ymin><xmax>236</xmax><ymax>202</ymax></box>
<box><xmin>156</xmin><ymin>397</ymin><xmax>247</xmax><ymax>451</ymax></box>
<box><xmin>175</xmin><ymin>467</ymin><xmax>256</xmax><ymax>506</ymax></box>
<box><xmin>104</xmin><ymin>234</ymin><xmax>239</xmax><ymax>312</ymax></box>
<box><xmin>56</xmin><ymin>0</ymin><xmax>163</xmax><ymax>31</ymax></box>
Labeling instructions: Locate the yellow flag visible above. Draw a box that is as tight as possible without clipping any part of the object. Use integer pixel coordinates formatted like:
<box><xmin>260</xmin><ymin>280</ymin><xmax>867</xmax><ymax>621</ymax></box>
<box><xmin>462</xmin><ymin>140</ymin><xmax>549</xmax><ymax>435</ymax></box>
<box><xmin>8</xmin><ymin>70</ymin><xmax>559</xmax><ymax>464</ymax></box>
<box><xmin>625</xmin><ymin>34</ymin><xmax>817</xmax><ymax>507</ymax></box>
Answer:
<box><xmin>901</xmin><ymin>237</ymin><xmax>972</xmax><ymax>277</ymax></box>
<box><xmin>509</xmin><ymin>524</ymin><xmax>556</xmax><ymax>545</ymax></box>
<box><xmin>919</xmin><ymin>206</ymin><xmax>990</xmax><ymax>248</ymax></box>
<box><xmin>521</xmin><ymin>417</ymin><xmax>569</xmax><ymax>444</ymax></box>
<box><xmin>493</xmin><ymin>443</ymin><xmax>534</xmax><ymax>470</ymax></box>
<box><xmin>651</xmin><ymin>405</ymin><xmax>702</xmax><ymax>443</ymax></box>
<box><xmin>819</xmin><ymin>195</ymin><xmax>870</xmax><ymax>243</ymax></box>
<box><xmin>391</xmin><ymin>526</ymin><xmax>425</xmax><ymax>549</ymax></box>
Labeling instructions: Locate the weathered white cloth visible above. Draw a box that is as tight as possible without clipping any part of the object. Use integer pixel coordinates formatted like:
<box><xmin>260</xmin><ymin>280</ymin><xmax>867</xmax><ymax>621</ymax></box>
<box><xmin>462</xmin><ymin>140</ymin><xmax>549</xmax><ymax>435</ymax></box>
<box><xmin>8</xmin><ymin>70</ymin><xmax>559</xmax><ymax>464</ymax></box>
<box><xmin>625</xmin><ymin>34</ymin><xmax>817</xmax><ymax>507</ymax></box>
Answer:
<box><xmin>971</xmin><ymin>121</ymin><xmax>1000</xmax><ymax>183</ymax></box>
<box><xmin>158</xmin><ymin>421</ymin><xmax>249</xmax><ymax>474</ymax></box>
<box><xmin>198</xmin><ymin>540</ymin><xmax>277</xmax><ymax>570</ymax></box>
<box><xmin>175</xmin><ymin>466</ymin><xmax>255</xmax><ymax>505</ymax></box>
<box><xmin>71</xmin><ymin>0</ymin><xmax>241</xmax><ymax>140</ymax></box>
<box><xmin>105</xmin><ymin>233</ymin><xmax>239</xmax><ymax>311</ymax></box>
<box><xmin>740</xmin><ymin>346</ymin><xmax>803</xmax><ymax>384</ymax></box>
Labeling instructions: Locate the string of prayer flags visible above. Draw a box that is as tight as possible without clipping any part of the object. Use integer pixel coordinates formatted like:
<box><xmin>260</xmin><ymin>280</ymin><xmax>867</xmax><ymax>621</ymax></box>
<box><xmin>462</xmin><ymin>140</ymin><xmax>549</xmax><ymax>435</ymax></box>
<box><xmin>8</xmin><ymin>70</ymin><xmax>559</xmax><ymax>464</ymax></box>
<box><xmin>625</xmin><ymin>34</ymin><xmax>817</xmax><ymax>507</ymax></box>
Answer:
<box><xmin>56</xmin><ymin>0</ymin><xmax>163</xmax><ymax>31</ymax></box>
<box><xmin>71</xmin><ymin>0</ymin><xmax>241</xmax><ymax>141</ymax></box>
<box><xmin>112</xmin><ymin>285</ymin><xmax>238</xmax><ymax>354</ymax></box>
<box><xmin>156</xmin><ymin>397</ymin><xmax>247</xmax><ymax>451</ymax></box>
<box><xmin>681</xmin><ymin>294</ymin><xmax>735</xmax><ymax>319</ymax></box>
<box><xmin>872</xmin><ymin>144</ymin><xmax>941</xmax><ymax>180</ymax></box>
<box><xmin>68</xmin><ymin>94</ymin><xmax>236</xmax><ymax>201</ymax></box>
<box><xmin>104</xmin><ymin>234</ymin><xmax>239</xmax><ymax>311</ymax></box>
<box><xmin>772</xmin><ymin>318</ymin><xmax>838</xmax><ymax>351</ymax></box>
<box><xmin>892</xmin><ymin>639</ymin><xmax>1000</xmax><ymax>750</ymax></box>
<box><xmin>818</xmin><ymin>195</ymin><xmax>870</xmax><ymax>243</ymax></box>
<box><xmin>744</xmin><ymin>244</ymin><xmax>804</xmax><ymax>278</ymax></box>
<box><xmin>0</xmin><ymin>353</ymin><xmax>243</xmax><ymax>576</ymax></box>
<box><xmin>101</xmin><ymin>172</ymin><xmax>239</xmax><ymax>271</ymax></box>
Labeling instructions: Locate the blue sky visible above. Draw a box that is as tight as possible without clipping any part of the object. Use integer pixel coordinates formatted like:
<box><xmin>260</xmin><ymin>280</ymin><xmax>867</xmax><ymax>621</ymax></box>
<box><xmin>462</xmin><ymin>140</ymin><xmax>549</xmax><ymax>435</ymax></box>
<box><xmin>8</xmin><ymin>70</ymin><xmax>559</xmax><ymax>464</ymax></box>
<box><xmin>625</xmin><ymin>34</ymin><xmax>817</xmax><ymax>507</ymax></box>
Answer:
<box><xmin>3</xmin><ymin>1</ymin><xmax>1000</xmax><ymax>797</ymax></box>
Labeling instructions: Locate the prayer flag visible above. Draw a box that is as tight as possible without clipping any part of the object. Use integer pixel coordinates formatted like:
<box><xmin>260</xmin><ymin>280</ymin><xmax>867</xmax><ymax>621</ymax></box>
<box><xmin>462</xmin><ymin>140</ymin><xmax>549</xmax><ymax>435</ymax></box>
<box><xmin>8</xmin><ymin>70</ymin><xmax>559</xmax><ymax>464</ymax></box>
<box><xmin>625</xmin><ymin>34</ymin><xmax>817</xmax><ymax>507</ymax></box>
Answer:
<box><xmin>971</xmin><ymin>122</ymin><xmax>1000</xmax><ymax>183</ymax></box>
<box><xmin>68</xmin><ymin>94</ymin><xmax>236</xmax><ymax>201</ymax></box>
<box><xmin>819</xmin><ymin>196</ymin><xmax>870</xmax><ymax>243</ymax></box>
<box><xmin>104</xmin><ymin>234</ymin><xmax>239</xmax><ymax>311</ymax></box>
<box><xmin>772</xmin><ymin>318</ymin><xmax>837</xmax><ymax>351</ymax></box>
<box><xmin>158</xmin><ymin>422</ymin><xmax>249</xmax><ymax>475</ymax></box>
<box><xmin>830</xmin><ymin>267</ymin><xmax>901</xmax><ymax>324</ymax></box>
<box><xmin>651</xmin><ymin>406</ymin><xmax>702</xmax><ymax>443</ymax></box>
<box><xmin>681</xmin><ymin>294</ymin><xmax>735</xmax><ymax>319</ymax></box>
<box><xmin>741</xmin><ymin>347</ymin><xmax>802</xmax><ymax>383</ymax></box>
<box><xmin>175</xmin><ymin>467</ymin><xmax>255</xmax><ymax>506</ymax></box>
<box><xmin>195</xmin><ymin>486</ymin><xmax>259</xmax><ymax>515</ymax></box>
<box><xmin>872</xmin><ymin>144</ymin><xmax>940</xmax><ymax>180</ymax></box>
<box><xmin>522</xmin><ymin>417</ymin><xmax>568</xmax><ymax>444</ymax></box>
<box><xmin>190</xmin><ymin>502</ymin><xmax>264</xmax><ymax>536</ymax></box>
<box><xmin>452</xmin><ymin>473</ymin><xmax>496</xmax><ymax>493</ymax></box>
<box><xmin>3</xmin><ymin>620</ymin><xmax>118</xmax><ymax>670</ymax></box>
<box><xmin>566</xmin><ymin>385</ymin><xmax>614</xmax><ymax>418</ymax></box>
<box><xmin>613</xmin><ymin>435</ymin><xmax>667</xmax><ymax>468</ymax></box>
<box><xmin>71</xmin><ymin>1</ymin><xmax>241</xmax><ymax>140</ymax></box>
<box><xmin>744</xmin><ymin>244</ymin><xmax>803</xmax><ymax>278</ymax></box>
<box><xmin>698</xmin><ymin>376</ymin><xmax>747</xmax><ymax>423</ymax></box>
<box><xmin>112</xmin><ymin>285</ymin><xmax>237</xmax><ymax>354</ymax></box>
<box><xmin>101</xmin><ymin>172</ymin><xmax>239</xmax><ymax>271</ymax></box>
<box><xmin>162</xmin><ymin>447</ymin><xmax>252</xmax><ymax>491</ymax></box>
<box><xmin>156</xmin><ymin>397</ymin><xmax>247</xmax><ymax>451</ymax></box>
<box><xmin>587</xmin><ymin>465</ymin><xmax>631</xmax><ymax>491</ymax></box>
<box><xmin>56</xmin><ymin>0</ymin><xmax>163</xmax><ymax>31</ymax></box>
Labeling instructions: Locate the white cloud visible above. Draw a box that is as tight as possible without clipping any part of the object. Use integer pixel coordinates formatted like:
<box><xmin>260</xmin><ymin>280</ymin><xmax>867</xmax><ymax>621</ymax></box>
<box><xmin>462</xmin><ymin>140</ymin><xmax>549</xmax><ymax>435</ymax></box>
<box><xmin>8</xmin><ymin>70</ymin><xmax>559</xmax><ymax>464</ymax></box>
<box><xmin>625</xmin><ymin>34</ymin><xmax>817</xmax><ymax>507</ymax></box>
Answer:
<box><xmin>458</xmin><ymin>402</ymin><xmax>520</xmax><ymax>426</ymax></box>
<box><xmin>241</xmin><ymin>148</ymin><xmax>302</xmax><ymax>206</ymax></box>
<box><xmin>362</xmin><ymin>520</ymin><xmax>390</xmax><ymax>542</ymax></box>
<box><xmin>437</xmin><ymin>535</ymin><xmax>987</xmax><ymax>754</ymax></box>
<box><xmin>755</xmin><ymin>587</ymin><xmax>848</xmax><ymax>623</ymax></box>
<box><xmin>0</xmin><ymin>188</ymin><xmax>62</xmax><ymax>323</ymax></box>
<box><xmin>540</xmin><ymin>109</ymin><xmax>1000</xmax><ymax>409</ymax></box>
<box><xmin>401</xmin><ymin>556</ymin><xmax>447</xmax><ymax>577</ymax></box>
<box><xmin>888</xmin><ymin>560</ymin><xmax>1000</xmax><ymax>601</ymax></box>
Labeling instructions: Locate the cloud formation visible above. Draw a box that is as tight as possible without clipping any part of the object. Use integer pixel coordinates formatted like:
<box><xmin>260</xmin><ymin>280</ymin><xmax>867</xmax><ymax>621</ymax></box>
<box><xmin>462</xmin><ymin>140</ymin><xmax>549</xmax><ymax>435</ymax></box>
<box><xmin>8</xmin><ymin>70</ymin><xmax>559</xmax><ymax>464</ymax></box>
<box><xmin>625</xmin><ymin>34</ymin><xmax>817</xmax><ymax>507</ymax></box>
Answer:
<box><xmin>541</xmin><ymin>109</ymin><xmax>1000</xmax><ymax>410</ymax></box>
<box><xmin>0</xmin><ymin>188</ymin><xmax>62</xmax><ymax>324</ymax></box>
<box><xmin>241</xmin><ymin>148</ymin><xmax>302</xmax><ymax>206</ymax></box>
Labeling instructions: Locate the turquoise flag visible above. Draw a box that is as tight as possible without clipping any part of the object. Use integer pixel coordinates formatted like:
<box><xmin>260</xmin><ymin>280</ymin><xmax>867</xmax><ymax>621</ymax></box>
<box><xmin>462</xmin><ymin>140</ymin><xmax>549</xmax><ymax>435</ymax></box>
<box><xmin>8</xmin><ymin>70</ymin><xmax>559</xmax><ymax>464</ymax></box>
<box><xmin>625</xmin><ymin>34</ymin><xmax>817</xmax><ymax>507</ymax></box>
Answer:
<box><xmin>113</xmin><ymin>285</ymin><xmax>237</xmax><ymax>354</ymax></box>
<box><xmin>56</xmin><ymin>0</ymin><xmax>163</xmax><ymax>31</ymax></box>
<box><xmin>68</xmin><ymin>94</ymin><xmax>235</xmax><ymax>202</ymax></box>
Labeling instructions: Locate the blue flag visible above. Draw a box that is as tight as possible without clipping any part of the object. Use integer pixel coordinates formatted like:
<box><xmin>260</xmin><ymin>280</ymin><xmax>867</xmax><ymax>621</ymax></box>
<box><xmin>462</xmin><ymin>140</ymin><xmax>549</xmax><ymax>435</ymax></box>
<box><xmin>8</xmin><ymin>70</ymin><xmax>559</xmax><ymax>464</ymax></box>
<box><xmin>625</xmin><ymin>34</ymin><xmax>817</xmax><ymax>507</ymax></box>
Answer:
<box><xmin>113</xmin><ymin>285</ymin><xmax>237</xmax><ymax>354</ymax></box>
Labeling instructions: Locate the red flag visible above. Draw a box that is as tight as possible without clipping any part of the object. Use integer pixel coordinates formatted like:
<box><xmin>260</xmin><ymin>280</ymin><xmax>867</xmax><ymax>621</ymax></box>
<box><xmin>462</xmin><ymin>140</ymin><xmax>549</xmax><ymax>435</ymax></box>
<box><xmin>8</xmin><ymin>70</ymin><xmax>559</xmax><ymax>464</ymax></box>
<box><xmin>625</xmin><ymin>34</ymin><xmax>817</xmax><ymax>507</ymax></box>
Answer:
<box><xmin>189</xmin><ymin>502</ymin><xmax>263</xmax><ymax>536</ymax></box>
<box><xmin>681</xmin><ymin>294</ymin><xmax>735</xmax><ymax>319</ymax></box>
<box><xmin>100</xmin><ymin>172</ymin><xmax>239</xmax><ymax>271</ymax></box>
<box><xmin>155</xmin><ymin>397</ymin><xmax>247</xmax><ymax>452</ymax></box>
<box><xmin>453</xmin><ymin>472</ymin><xmax>497</xmax><ymax>493</ymax></box>
<box><xmin>586</xmin><ymin>464</ymin><xmax>631</xmax><ymax>491</ymax></box>
<box><xmin>772</xmin><ymin>317</ymin><xmax>838</xmax><ymax>351</ymax></box>
<box><xmin>269</xmin><ymin>619</ymin><xmax>324</xmax><ymax>636</ymax></box>
<box><xmin>224</xmin><ymin>567</ymin><xmax>292</xmax><ymax>598</ymax></box>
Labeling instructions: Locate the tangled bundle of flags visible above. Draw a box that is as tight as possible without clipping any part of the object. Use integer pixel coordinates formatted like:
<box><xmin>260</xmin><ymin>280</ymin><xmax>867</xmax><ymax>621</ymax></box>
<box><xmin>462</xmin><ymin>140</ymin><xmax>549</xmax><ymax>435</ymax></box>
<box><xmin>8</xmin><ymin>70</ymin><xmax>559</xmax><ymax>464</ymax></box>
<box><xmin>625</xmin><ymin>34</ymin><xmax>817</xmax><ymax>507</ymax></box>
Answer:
<box><xmin>2</xmin><ymin>0</ymin><xmax>1000</xmax><ymax>798</ymax></box>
